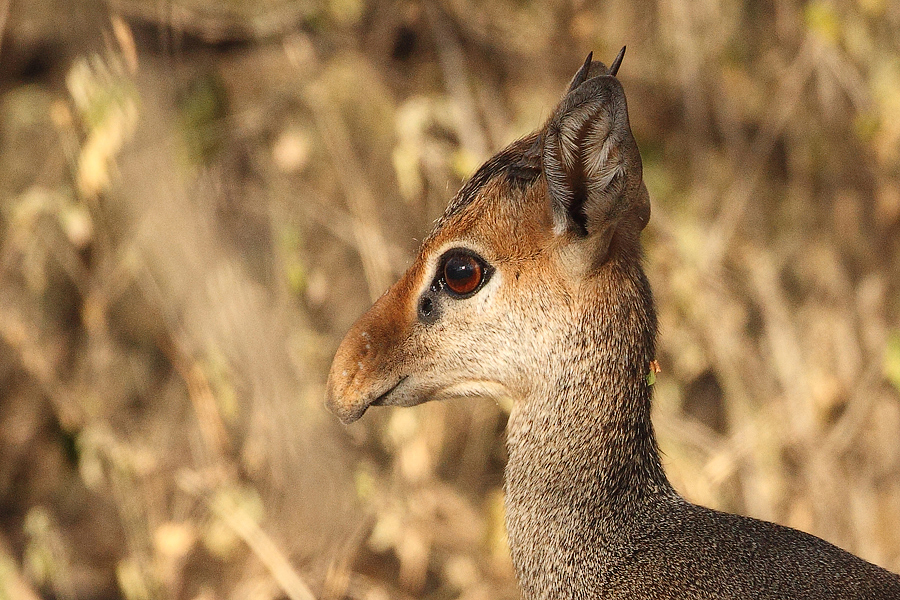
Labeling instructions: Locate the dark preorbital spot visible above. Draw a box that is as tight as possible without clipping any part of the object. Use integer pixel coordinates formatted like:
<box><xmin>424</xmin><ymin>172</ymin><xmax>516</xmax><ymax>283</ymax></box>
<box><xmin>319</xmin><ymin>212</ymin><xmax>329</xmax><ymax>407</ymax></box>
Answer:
<box><xmin>418</xmin><ymin>290</ymin><xmax>441</xmax><ymax>325</ymax></box>
<box><xmin>420</xmin><ymin>296</ymin><xmax>433</xmax><ymax>318</ymax></box>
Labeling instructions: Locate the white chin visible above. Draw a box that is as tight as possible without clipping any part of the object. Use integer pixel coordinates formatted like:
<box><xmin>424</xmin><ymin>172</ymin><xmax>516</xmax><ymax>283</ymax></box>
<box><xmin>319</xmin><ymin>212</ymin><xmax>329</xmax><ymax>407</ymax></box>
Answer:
<box><xmin>432</xmin><ymin>380</ymin><xmax>514</xmax><ymax>404</ymax></box>
<box><xmin>377</xmin><ymin>378</ymin><xmax>513</xmax><ymax>409</ymax></box>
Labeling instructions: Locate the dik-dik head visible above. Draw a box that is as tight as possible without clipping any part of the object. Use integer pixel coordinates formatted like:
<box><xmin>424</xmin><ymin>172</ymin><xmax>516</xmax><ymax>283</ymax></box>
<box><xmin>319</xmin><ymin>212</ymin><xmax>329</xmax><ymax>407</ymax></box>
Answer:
<box><xmin>326</xmin><ymin>50</ymin><xmax>651</xmax><ymax>424</ymax></box>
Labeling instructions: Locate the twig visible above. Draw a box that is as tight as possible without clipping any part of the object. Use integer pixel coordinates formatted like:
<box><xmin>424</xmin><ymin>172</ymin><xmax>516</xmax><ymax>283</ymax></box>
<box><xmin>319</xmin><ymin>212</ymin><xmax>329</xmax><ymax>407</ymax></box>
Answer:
<box><xmin>703</xmin><ymin>37</ymin><xmax>817</xmax><ymax>270</ymax></box>
<box><xmin>0</xmin><ymin>0</ymin><xmax>10</xmax><ymax>65</ymax></box>
<box><xmin>0</xmin><ymin>304</ymin><xmax>83</xmax><ymax>429</ymax></box>
<box><xmin>742</xmin><ymin>248</ymin><xmax>815</xmax><ymax>435</ymax></box>
<box><xmin>296</xmin><ymin>192</ymin><xmax>409</xmax><ymax>267</ymax></box>
<box><xmin>0</xmin><ymin>532</ymin><xmax>43</xmax><ymax>600</ymax></box>
<box><xmin>105</xmin><ymin>0</ymin><xmax>309</xmax><ymax>43</ymax></box>
<box><xmin>298</xmin><ymin>67</ymin><xmax>395</xmax><ymax>302</ymax></box>
<box><xmin>423</xmin><ymin>0</ymin><xmax>488</xmax><ymax>161</ymax></box>
<box><xmin>160</xmin><ymin>333</ymin><xmax>232</xmax><ymax>463</ymax></box>
<box><xmin>179</xmin><ymin>474</ymin><xmax>318</xmax><ymax>600</ymax></box>
<box><xmin>824</xmin><ymin>362</ymin><xmax>883</xmax><ymax>454</ymax></box>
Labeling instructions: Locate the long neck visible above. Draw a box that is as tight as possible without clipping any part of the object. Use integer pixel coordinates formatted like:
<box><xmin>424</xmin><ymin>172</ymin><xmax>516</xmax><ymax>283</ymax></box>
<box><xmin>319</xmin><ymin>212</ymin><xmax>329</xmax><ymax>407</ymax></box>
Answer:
<box><xmin>504</xmin><ymin>256</ymin><xmax>675</xmax><ymax>599</ymax></box>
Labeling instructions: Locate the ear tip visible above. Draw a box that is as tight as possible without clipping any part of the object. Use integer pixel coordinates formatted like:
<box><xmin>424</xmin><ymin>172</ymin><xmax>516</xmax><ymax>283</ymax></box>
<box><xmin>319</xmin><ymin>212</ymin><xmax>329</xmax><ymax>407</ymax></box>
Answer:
<box><xmin>608</xmin><ymin>46</ymin><xmax>626</xmax><ymax>77</ymax></box>
<box><xmin>569</xmin><ymin>47</ymin><xmax>627</xmax><ymax>93</ymax></box>
<box><xmin>567</xmin><ymin>52</ymin><xmax>596</xmax><ymax>93</ymax></box>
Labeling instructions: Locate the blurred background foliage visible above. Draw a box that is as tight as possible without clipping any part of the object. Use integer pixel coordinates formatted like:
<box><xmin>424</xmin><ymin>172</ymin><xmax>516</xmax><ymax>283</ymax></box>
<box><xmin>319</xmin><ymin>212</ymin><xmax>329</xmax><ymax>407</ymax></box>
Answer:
<box><xmin>0</xmin><ymin>0</ymin><xmax>899</xmax><ymax>599</ymax></box>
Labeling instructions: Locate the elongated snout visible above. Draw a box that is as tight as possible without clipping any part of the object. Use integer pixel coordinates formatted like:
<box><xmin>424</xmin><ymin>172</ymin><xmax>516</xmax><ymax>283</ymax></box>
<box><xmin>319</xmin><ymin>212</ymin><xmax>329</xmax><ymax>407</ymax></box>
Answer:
<box><xmin>325</xmin><ymin>276</ymin><xmax>416</xmax><ymax>424</ymax></box>
<box><xmin>325</xmin><ymin>342</ymin><xmax>374</xmax><ymax>424</ymax></box>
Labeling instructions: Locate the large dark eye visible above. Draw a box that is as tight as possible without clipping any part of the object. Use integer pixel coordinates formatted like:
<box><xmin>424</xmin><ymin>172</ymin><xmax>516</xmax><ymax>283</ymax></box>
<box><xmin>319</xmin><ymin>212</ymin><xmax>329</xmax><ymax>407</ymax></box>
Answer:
<box><xmin>443</xmin><ymin>252</ymin><xmax>486</xmax><ymax>296</ymax></box>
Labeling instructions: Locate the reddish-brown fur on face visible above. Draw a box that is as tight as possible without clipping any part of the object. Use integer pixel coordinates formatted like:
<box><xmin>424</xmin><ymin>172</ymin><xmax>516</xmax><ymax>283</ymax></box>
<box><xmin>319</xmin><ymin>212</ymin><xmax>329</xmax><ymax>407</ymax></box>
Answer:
<box><xmin>325</xmin><ymin>175</ymin><xmax>557</xmax><ymax>424</ymax></box>
<box><xmin>437</xmin><ymin>178</ymin><xmax>555</xmax><ymax>261</ymax></box>
<box><xmin>326</xmin><ymin>262</ymin><xmax>422</xmax><ymax>423</ymax></box>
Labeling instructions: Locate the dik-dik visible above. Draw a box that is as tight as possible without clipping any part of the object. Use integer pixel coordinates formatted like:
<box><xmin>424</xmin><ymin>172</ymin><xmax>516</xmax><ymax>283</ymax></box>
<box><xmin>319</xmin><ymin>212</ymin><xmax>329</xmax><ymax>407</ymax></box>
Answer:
<box><xmin>326</xmin><ymin>50</ymin><xmax>900</xmax><ymax>599</ymax></box>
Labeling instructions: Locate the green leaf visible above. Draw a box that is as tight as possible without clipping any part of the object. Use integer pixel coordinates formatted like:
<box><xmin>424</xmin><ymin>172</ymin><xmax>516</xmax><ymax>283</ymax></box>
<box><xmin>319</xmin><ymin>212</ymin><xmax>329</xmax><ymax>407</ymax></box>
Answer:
<box><xmin>805</xmin><ymin>1</ymin><xmax>841</xmax><ymax>45</ymax></box>
<box><xmin>885</xmin><ymin>331</ymin><xmax>900</xmax><ymax>392</ymax></box>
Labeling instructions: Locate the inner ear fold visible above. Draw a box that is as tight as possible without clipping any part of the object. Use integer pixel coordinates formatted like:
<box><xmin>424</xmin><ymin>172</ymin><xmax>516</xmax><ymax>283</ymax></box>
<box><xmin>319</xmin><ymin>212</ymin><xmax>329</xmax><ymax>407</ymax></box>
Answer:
<box><xmin>543</xmin><ymin>75</ymin><xmax>638</xmax><ymax>240</ymax></box>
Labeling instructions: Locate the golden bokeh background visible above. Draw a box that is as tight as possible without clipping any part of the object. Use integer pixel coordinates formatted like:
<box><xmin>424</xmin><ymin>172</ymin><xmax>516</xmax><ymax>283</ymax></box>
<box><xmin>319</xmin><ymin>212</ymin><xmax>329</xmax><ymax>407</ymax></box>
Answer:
<box><xmin>0</xmin><ymin>1</ymin><xmax>899</xmax><ymax>599</ymax></box>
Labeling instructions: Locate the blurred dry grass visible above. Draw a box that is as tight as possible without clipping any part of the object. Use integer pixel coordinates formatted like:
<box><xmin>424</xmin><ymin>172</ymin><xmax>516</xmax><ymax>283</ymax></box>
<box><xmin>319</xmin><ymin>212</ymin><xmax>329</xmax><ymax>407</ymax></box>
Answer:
<box><xmin>0</xmin><ymin>1</ymin><xmax>899</xmax><ymax>599</ymax></box>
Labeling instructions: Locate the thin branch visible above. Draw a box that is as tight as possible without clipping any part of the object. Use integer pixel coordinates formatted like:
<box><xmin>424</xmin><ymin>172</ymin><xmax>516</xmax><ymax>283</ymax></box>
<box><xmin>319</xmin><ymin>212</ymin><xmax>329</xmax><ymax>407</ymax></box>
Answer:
<box><xmin>0</xmin><ymin>0</ymin><xmax>10</xmax><ymax>65</ymax></box>
<box><xmin>179</xmin><ymin>474</ymin><xmax>318</xmax><ymax>600</ymax></box>
<box><xmin>703</xmin><ymin>37</ymin><xmax>817</xmax><ymax>270</ymax></box>
<box><xmin>0</xmin><ymin>532</ymin><xmax>43</xmax><ymax>600</ymax></box>
<box><xmin>424</xmin><ymin>0</ymin><xmax>489</xmax><ymax>161</ymax></box>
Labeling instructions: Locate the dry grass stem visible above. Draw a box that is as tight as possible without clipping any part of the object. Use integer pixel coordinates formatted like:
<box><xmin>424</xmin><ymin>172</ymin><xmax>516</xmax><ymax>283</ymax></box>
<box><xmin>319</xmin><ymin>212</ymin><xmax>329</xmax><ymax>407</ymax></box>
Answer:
<box><xmin>179</xmin><ymin>474</ymin><xmax>317</xmax><ymax>600</ymax></box>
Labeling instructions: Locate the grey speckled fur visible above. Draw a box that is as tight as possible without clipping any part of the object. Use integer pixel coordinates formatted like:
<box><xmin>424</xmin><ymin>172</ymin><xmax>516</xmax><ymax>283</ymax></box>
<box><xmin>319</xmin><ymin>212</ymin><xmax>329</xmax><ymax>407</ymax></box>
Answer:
<box><xmin>504</xmin><ymin>54</ymin><xmax>900</xmax><ymax>600</ymax></box>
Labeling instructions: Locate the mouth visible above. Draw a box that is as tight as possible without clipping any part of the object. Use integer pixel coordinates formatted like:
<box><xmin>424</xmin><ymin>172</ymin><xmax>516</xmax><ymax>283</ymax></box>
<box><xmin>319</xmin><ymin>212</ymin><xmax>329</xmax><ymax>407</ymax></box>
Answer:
<box><xmin>370</xmin><ymin>376</ymin><xmax>408</xmax><ymax>407</ymax></box>
<box><xmin>330</xmin><ymin>377</ymin><xmax>511</xmax><ymax>424</ymax></box>
<box><xmin>330</xmin><ymin>375</ymin><xmax>409</xmax><ymax>424</ymax></box>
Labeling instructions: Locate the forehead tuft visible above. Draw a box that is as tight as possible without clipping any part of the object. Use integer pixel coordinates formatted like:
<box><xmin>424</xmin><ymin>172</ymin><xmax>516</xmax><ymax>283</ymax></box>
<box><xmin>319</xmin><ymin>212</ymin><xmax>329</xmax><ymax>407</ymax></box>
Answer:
<box><xmin>421</xmin><ymin>142</ymin><xmax>553</xmax><ymax>262</ymax></box>
<box><xmin>432</xmin><ymin>133</ymin><xmax>542</xmax><ymax>234</ymax></box>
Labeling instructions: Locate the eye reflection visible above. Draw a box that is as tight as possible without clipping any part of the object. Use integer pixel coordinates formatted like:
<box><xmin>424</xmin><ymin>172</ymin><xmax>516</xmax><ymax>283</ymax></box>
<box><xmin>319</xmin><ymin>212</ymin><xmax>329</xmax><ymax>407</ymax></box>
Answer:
<box><xmin>442</xmin><ymin>251</ymin><xmax>487</xmax><ymax>296</ymax></box>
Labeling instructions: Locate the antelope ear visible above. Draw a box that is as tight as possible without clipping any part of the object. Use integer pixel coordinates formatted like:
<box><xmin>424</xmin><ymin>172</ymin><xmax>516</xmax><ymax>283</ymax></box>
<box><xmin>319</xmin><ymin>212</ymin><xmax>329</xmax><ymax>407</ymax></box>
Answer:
<box><xmin>542</xmin><ymin>49</ymin><xmax>648</xmax><ymax>256</ymax></box>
